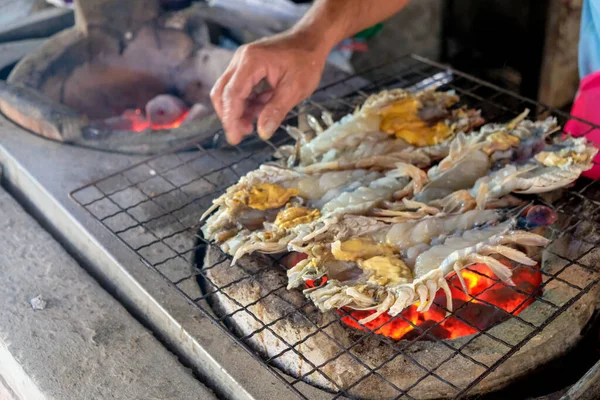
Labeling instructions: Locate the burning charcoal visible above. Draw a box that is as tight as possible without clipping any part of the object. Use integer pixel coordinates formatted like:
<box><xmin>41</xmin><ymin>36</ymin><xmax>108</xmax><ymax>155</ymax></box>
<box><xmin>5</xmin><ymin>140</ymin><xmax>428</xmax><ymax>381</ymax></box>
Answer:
<box><xmin>97</xmin><ymin>116</ymin><xmax>136</xmax><ymax>131</ymax></box>
<box><xmin>175</xmin><ymin>47</ymin><xmax>235</xmax><ymax>104</ymax></box>
<box><xmin>145</xmin><ymin>94</ymin><xmax>189</xmax><ymax>128</ymax></box>
<box><xmin>99</xmin><ymin>109</ymin><xmax>150</xmax><ymax>132</ymax></box>
<box><xmin>401</xmin><ymin>320</ymin><xmax>452</xmax><ymax>341</ymax></box>
<box><xmin>453</xmin><ymin>300</ymin><xmax>509</xmax><ymax>331</ymax></box>
<box><xmin>181</xmin><ymin>103</ymin><xmax>212</xmax><ymax>125</ymax></box>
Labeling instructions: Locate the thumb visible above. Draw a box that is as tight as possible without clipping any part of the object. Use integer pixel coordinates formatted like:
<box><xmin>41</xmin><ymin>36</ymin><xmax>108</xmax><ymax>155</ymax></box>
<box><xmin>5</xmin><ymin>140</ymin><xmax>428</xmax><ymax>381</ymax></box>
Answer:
<box><xmin>256</xmin><ymin>85</ymin><xmax>299</xmax><ymax>140</ymax></box>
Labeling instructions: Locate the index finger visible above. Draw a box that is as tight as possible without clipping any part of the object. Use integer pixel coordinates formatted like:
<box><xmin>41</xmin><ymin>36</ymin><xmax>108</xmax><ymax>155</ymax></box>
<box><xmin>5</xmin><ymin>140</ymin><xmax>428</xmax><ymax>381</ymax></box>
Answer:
<box><xmin>210</xmin><ymin>68</ymin><xmax>234</xmax><ymax>121</ymax></box>
<box><xmin>222</xmin><ymin>62</ymin><xmax>269</xmax><ymax>142</ymax></box>
<box><xmin>211</xmin><ymin>47</ymin><xmax>245</xmax><ymax>120</ymax></box>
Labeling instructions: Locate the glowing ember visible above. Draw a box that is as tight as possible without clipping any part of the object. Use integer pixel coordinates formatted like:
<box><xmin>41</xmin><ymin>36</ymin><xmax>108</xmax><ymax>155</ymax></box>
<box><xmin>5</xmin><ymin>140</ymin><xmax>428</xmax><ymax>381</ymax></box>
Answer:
<box><xmin>283</xmin><ymin>253</ymin><xmax>542</xmax><ymax>341</ymax></box>
<box><xmin>122</xmin><ymin>108</ymin><xmax>190</xmax><ymax>132</ymax></box>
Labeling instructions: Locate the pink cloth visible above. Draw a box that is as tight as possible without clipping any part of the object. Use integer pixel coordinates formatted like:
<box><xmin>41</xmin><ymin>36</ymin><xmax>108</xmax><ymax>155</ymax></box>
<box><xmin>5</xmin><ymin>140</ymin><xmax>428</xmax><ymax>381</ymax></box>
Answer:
<box><xmin>565</xmin><ymin>70</ymin><xmax>600</xmax><ymax>179</ymax></box>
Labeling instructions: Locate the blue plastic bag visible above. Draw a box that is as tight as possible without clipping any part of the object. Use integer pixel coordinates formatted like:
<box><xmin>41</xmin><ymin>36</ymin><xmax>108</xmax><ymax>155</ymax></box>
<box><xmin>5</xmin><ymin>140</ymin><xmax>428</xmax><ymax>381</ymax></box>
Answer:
<box><xmin>579</xmin><ymin>0</ymin><xmax>600</xmax><ymax>79</ymax></box>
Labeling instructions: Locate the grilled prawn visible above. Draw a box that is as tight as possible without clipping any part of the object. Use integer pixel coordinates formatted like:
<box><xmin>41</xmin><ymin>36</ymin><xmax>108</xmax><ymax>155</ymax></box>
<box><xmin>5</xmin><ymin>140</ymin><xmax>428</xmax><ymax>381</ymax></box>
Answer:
<box><xmin>414</xmin><ymin>110</ymin><xmax>557</xmax><ymax>204</ymax></box>
<box><xmin>287</xmin><ymin>89</ymin><xmax>484</xmax><ymax>169</ymax></box>
<box><xmin>288</xmin><ymin>208</ymin><xmax>553</xmax><ymax>324</ymax></box>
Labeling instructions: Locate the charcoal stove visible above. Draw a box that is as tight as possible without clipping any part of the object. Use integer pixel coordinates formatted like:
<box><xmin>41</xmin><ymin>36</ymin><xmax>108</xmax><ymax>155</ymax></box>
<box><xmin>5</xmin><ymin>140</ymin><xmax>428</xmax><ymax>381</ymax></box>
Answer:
<box><xmin>0</xmin><ymin>0</ymin><xmax>350</xmax><ymax>154</ymax></box>
<box><xmin>1</xmin><ymin>54</ymin><xmax>599</xmax><ymax>400</ymax></box>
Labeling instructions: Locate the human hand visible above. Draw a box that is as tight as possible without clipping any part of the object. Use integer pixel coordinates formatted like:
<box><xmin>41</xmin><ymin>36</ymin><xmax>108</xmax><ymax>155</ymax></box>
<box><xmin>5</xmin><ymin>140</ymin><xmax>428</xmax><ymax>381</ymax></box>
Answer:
<box><xmin>210</xmin><ymin>31</ymin><xmax>329</xmax><ymax>145</ymax></box>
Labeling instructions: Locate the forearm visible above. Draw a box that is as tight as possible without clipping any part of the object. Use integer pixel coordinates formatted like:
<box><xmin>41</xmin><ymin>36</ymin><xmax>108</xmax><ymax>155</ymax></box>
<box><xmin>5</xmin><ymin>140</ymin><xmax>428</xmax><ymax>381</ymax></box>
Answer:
<box><xmin>290</xmin><ymin>0</ymin><xmax>410</xmax><ymax>55</ymax></box>
<box><xmin>212</xmin><ymin>0</ymin><xmax>409</xmax><ymax>143</ymax></box>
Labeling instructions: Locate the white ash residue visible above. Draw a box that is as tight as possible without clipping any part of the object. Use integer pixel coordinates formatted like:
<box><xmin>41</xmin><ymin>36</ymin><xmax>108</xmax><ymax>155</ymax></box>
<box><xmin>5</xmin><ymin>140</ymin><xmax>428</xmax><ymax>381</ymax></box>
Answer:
<box><xmin>30</xmin><ymin>295</ymin><xmax>47</xmax><ymax>311</ymax></box>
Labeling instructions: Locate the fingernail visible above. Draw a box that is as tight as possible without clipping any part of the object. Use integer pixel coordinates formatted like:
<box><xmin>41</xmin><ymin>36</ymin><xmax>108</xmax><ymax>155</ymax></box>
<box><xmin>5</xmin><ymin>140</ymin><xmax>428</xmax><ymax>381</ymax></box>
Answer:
<box><xmin>258</xmin><ymin>121</ymin><xmax>277</xmax><ymax>140</ymax></box>
<box><xmin>227</xmin><ymin>133</ymin><xmax>241</xmax><ymax>146</ymax></box>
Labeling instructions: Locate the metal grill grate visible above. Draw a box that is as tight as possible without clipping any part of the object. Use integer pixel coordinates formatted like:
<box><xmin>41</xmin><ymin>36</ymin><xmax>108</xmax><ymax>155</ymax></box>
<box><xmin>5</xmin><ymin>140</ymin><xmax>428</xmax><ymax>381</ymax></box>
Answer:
<box><xmin>71</xmin><ymin>55</ymin><xmax>600</xmax><ymax>399</ymax></box>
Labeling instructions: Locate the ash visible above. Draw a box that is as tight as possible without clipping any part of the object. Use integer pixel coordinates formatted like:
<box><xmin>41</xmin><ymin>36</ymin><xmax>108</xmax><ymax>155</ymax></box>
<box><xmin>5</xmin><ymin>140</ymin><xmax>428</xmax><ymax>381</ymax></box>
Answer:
<box><xmin>30</xmin><ymin>295</ymin><xmax>47</xmax><ymax>311</ymax></box>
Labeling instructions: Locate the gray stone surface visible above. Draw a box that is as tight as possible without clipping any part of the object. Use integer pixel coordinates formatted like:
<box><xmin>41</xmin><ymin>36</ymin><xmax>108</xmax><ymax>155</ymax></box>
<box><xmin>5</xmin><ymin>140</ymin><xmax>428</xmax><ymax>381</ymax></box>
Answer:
<box><xmin>0</xmin><ymin>7</ymin><xmax>74</xmax><ymax>43</ymax></box>
<box><xmin>0</xmin><ymin>376</ymin><xmax>17</xmax><ymax>400</ymax></box>
<box><xmin>0</xmin><ymin>186</ymin><xmax>216</xmax><ymax>400</ymax></box>
<box><xmin>0</xmin><ymin>39</ymin><xmax>46</xmax><ymax>72</ymax></box>
<box><xmin>0</xmin><ymin>0</ymin><xmax>39</xmax><ymax>28</ymax></box>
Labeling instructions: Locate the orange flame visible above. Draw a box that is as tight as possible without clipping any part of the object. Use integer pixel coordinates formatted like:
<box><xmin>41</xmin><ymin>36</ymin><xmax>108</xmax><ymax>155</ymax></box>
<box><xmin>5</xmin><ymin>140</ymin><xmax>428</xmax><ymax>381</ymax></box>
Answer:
<box><xmin>283</xmin><ymin>253</ymin><xmax>542</xmax><ymax>341</ymax></box>
<box><xmin>340</xmin><ymin>263</ymin><xmax>542</xmax><ymax>340</ymax></box>
<box><xmin>123</xmin><ymin>109</ymin><xmax>190</xmax><ymax>132</ymax></box>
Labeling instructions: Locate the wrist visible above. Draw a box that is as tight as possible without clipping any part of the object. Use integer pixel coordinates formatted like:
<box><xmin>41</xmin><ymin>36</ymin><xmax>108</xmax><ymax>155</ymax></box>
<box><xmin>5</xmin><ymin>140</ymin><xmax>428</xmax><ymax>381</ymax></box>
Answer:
<box><xmin>288</xmin><ymin>13</ymin><xmax>342</xmax><ymax>59</ymax></box>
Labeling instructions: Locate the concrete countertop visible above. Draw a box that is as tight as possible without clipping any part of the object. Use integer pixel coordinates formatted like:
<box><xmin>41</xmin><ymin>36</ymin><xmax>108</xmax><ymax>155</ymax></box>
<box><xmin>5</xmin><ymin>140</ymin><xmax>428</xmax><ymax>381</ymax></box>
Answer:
<box><xmin>0</xmin><ymin>184</ymin><xmax>216</xmax><ymax>399</ymax></box>
<box><xmin>0</xmin><ymin>111</ymin><xmax>314</xmax><ymax>399</ymax></box>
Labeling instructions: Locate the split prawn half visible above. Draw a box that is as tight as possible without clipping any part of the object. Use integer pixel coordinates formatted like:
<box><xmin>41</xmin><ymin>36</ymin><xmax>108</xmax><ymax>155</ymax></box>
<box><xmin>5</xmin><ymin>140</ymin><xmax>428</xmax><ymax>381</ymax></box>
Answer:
<box><xmin>281</xmin><ymin>88</ymin><xmax>484</xmax><ymax>169</ymax></box>
<box><xmin>429</xmin><ymin>135</ymin><xmax>599</xmax><ymax>213</ymax></box>
<box><xmin>413</xmin><ymin>110</ymin><xmax>558</xmax><ymax>204</ymax></box>
<box><xmin>288</xmin><ymin>208</ymin><xmax>554</xmax><ymax>324</ymax></box>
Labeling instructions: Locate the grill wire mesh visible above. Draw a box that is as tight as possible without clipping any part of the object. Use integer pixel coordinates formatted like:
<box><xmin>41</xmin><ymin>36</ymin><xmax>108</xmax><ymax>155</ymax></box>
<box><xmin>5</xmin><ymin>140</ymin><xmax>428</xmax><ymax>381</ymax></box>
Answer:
<box><xmin>71</xmin><ymin>55</ymin><xmax>600</xmax><ymax>399</ymax></box>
